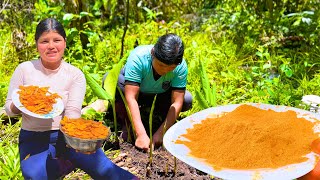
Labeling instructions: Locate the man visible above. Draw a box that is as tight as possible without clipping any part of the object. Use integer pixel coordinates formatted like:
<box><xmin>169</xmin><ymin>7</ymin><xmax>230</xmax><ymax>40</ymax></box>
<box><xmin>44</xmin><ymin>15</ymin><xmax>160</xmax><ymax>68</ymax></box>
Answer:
<box><xmin>85</xmin><ymin>33</ymin><xmax>192</xmax><ymax>151</ymax></box>
<box><xmin>117</xmin><ymin>33</ymin><xmax>192</xmax><ymax>151</ymax></box>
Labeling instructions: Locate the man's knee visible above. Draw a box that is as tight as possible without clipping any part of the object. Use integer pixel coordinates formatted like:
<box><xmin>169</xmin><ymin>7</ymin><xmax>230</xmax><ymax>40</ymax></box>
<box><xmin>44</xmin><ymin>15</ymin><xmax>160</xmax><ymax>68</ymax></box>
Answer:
<box><xmin>182</xmin><ymin>90</ymin><xmax>193</xmax><ymax>112</ymax></box>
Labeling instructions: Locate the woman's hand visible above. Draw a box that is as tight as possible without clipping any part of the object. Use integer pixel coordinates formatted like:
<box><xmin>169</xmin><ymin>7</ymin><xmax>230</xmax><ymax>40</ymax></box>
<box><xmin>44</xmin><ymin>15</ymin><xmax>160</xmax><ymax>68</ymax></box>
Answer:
<box><xmin>10</xmin><ymin>103</ymin><xmax>21</xmax><ymax>114</ymax></box>
<box><xmin>135</xmin><ymin>134</ymin><xmax>150</xmax><ymax>151</ymax></box>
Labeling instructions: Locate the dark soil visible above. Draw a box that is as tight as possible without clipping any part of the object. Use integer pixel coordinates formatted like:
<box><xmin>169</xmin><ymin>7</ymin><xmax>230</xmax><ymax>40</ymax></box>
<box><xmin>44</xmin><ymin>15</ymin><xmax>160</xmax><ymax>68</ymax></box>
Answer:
<box><xmin>99</xmin><ymin>109</ymin><xmax>220</xmax><ymax>180</ymax></box>
<box><xmin>94</xmin><ymin>110</ymin><xmax>218</xmax><ymax>179</ymax></box>
<box><xmin>107</xmin><ymin>141</ymin><xmax>219</xmax><ymax>180</ymax></box>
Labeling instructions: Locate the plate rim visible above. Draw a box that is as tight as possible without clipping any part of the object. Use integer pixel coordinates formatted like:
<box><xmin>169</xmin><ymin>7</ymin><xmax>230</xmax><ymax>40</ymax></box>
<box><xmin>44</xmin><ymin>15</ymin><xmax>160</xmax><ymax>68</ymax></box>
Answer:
<box><xmin>163</xmin><ymin>103</ymin><xmax>320</xmax><ymax>180</ymax></box>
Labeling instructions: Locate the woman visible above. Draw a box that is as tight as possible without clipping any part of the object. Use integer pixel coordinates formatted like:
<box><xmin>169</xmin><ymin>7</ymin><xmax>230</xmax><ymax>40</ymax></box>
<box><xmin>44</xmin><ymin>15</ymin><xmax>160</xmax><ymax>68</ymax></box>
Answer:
<box><xmin>5</xmin><ymin>18</ymin><xmax>138</xmax><ymax>180</ymax></box>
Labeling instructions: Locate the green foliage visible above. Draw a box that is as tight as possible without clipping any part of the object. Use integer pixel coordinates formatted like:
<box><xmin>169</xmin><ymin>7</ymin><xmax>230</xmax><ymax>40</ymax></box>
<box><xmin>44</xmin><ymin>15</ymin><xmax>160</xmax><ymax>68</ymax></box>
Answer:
<box><xmin>194</xmin><ymin>58</ymin><xmax>217</xmax><ymax>109</ymax></box>
<box><xmin>84</xmin><ymin>72</ymin><xmax>112</xmax><ymax>100</ymax></box>
<box><xmin>0</xmin><ymin>119</ymin><xmax>21</xmax><ymax>144</ymax></box>
<box><xmin>0</xmin><ymin>143</ymin><xmax>22</xmax><ymax>179</ymax></box>
<box><xmin>117</xmin><ymin>86</ymin><xmax>136</xmax><ymax>141</ymax></box>
<box><xmin>102</xmin><ymin>57</ymin><xmax>126</xmax><ymax>137</ymax></box>
<box><xmin>0</xmin><ymin>81</ymin><xmax>8</xmax><ymax>105</ymax></box>
<box><xmin>81</xmin><ymin>108</ymin><xmax>106</xmax><ymax>122</ymax></box>
<box><xmin>84</xmin><ymin>58</ymin><xmax>125</xmax><ymax>137</ymax></box>
<box><xmin>2</xmin><ymin>0</ymin><xmax>320</xmax><ymax>179</ymax></box>
<box><xmin>0</xmin><ymin>119</ymin><xmax>21</xmax><ymax>179</ymax></box>
<box><xmin>103</xmin><ymin>58</ymin><xmax>125</xmax><ymax>100</ymax></box>
<box><xmin>143</xmin><ymin>7</ymin><xmax>163</xmax><ymax>21</ymax></box>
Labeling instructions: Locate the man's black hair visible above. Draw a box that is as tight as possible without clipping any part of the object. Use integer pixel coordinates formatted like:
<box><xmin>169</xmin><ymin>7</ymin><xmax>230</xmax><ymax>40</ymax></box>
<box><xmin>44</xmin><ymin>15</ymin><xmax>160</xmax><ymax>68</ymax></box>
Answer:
<box><xmin>153</xmin><ymin>33</ymin><xmax>184</xmax><ymax>65</ymax></box>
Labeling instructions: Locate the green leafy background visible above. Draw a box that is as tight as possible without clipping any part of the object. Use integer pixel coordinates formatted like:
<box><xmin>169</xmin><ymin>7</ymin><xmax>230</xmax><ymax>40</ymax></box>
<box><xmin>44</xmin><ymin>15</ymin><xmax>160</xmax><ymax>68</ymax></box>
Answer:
<box><xmin>1</xmin><ymin>0</ymin><xmax>320</xmax><ymax>179</ymax></box>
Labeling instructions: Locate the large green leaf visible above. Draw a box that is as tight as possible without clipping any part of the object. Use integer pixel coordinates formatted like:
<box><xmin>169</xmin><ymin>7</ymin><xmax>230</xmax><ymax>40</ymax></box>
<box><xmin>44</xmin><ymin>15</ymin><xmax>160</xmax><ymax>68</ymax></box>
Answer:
<box><xmin>84</xmin><ymin>72</ymin><xmax>112</xmax><ymax>100</ymax></box>
<box><xmin>195</xmin><ymin>90</ymin><xmax>209</xmax><ymax>109</ymax></box>
<box><xmin>199</xmin><ymin>59</ymin><xmax>214</xmax><ymax>105</ymax></box>
<box><xmin>103</xmin><ymin>58</ymin><xmax>125</xmax><ymax>100</ymax></box>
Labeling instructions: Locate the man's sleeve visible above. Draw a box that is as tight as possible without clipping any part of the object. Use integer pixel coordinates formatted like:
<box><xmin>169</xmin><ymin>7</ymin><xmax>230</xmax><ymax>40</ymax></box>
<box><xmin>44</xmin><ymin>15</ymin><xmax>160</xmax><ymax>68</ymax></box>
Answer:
<box><xmin>124</xmin><ymin>53</ymin><xmax>143</xmax><ymax>83</ymax></box>
<box><xmin>171</xmin><ymin>60</ymin><xmax>188</xmax><ymax>89</ymax></box>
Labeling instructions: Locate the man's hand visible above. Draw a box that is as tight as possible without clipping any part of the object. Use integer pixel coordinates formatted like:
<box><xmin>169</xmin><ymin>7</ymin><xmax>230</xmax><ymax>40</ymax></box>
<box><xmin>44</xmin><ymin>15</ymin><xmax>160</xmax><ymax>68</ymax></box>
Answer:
<box><xmin>135</xmin><ymin>134</ymin><xmax>150</xmax><ymax>151</ymax></box>
<box><xmin>152</xmin><ymin>130</ymin><xmax>163</xmax><ymax>148</ymax></box>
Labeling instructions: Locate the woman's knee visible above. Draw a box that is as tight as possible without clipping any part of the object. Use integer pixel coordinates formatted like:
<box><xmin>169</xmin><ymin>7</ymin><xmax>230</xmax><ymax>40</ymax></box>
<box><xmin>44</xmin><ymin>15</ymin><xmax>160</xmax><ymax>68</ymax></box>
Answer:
<box><xmin>21</xmin><ymin>152</ymin><xmax>61</xmax><ymax>180</ymax></box>
<box><xmin>92</xmin><ymin>162</ymin><xmax>116</xmax><ymax>179</ymax></box>
<box><xmin>77</xmin><ymin>150</ymin><xmax>118</xmax><ymax>179</ymax></box>
<box><xmin>21</xmin><ymin>159</ymin><xmax>47</xmax><ymax>180</ymax></box>
<box><xmin>182</xmin><ymin>90</ymin><xmax>193</xmax><ymax>112</ymax></box>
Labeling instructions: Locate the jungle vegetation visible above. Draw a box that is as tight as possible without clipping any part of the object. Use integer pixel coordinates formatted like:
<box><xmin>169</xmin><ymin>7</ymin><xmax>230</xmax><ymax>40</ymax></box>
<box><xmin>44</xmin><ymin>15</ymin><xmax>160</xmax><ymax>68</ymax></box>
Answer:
<box><xmin>1</xmin><ymin>0</ymin><xmax>320</xmax><ymax>178</ymax></box>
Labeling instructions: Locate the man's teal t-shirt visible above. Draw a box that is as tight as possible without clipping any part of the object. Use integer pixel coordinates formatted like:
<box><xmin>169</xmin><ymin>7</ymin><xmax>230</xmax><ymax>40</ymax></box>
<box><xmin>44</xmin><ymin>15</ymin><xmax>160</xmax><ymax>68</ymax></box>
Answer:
<box><xmin>124</xmin><ymin>45</ymin><xmax>188</xmax><ymax>94</ymax></box>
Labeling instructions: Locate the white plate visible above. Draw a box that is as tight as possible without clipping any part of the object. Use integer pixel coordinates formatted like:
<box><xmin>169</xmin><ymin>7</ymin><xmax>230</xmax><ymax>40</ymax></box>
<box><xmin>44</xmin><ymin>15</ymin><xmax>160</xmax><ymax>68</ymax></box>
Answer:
<box><xmin>163</xmin><ymin>103</ymin><xmax>320</xmax><ymax>180</ymax></box>
<box><xmin>12</xmin><ymin>87</ymin><xmax>64</xmax><ymax>119</ymax></box>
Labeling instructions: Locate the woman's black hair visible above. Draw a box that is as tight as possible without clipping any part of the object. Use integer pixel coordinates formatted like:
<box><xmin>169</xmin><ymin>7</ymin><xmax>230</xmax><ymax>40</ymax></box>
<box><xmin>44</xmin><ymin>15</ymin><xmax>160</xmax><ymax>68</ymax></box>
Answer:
<box><xmin>35</xmin><ymin>18</ymin><xmax>66</xmax><ymax>42</ymax></box>
<box><xmin>153</xmin><ymin>33</ymin><xmax>184</xmax><ymax>65</ymax></box>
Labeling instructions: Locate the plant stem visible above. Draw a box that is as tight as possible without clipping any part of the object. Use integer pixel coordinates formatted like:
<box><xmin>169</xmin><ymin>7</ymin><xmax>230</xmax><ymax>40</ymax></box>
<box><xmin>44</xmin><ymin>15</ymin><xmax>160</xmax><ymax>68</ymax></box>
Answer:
<box><xmin>117</xmin><ymin>86</ymin><xmax>136</xmax><ymax>140</ymax></box>
<box><xmin>111</xmin><ymin>100</ymin><xmax>118</xmax><ymax>140</ymax></box>
<box><xmin>149</xmin><ymin>95</ymin><xmax>157</xmax><ymax>166</ymax></box>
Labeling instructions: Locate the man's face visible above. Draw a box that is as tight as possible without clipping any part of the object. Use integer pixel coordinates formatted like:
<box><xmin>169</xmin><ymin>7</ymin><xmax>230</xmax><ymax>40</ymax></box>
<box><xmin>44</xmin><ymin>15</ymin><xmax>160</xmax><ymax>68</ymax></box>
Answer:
<box><xmin>152</xmin><ymin>58</ymin><xmax>177</xmax><ymax>75</ymax></box>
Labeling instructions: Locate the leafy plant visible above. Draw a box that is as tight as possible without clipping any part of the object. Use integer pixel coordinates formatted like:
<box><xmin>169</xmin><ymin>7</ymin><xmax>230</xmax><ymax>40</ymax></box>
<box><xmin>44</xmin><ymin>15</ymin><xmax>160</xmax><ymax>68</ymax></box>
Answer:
<box><xmin>102</xmin><ymin>58</ymin><xmax>126</xmax><ymax>136</ymax></box>
<box><xmin>81</xmin><ymin>108</ymin><xmax>106</xmax><ymax>122</ymax></box>
<box><xmin>194</xmin><ymin>59</ymin><xmax>217</xmax><ymax>109</ymax></box>
<box><xmin>142</xmin><ymin>7</ymin><xmax>163</xmax><ymax>21</ymax></box>
<box><xmin>84</xmin><ymin>58</ymin><xmax>125</xmax><ymax>140</ymax></box>
<box><xmin>84</xmin><ymin>72</ymin><xmax>113</xmax><ymax>101</ymax></box>
<box><xmin>0</xmin><ymin>143</ymin><xmax>22</xmax><ymax>179</ymax></box>
<box><xmin>2</xmin><ymin>0</ymin><xmax>320</xmax><ymax>179</ymax></box>
<box><xmin>117</xmin><ymin>87</ymin><xmax>136</xmax><ymax>142</ymax></box>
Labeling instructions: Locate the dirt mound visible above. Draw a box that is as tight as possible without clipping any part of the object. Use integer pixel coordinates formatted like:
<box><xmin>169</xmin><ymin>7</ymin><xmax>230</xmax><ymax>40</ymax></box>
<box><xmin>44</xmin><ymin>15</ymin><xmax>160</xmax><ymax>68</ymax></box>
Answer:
<box><xmin>109</xmin><ymin>142</ymin><xmax>219</xmax><ymax>180</ymax></box>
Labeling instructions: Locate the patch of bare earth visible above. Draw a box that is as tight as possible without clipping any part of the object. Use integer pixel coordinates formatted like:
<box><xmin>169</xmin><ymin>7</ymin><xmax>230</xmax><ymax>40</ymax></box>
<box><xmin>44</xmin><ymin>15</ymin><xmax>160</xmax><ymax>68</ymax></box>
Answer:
<box><xmin>108</xmin><ymin>142</ymin><xmax>220</xmax><ymax>180</ymax></box>
<box><xmin>64</xmin><ymin>141</ymin><xmax>223</xmax><ymax>180</ymax></box>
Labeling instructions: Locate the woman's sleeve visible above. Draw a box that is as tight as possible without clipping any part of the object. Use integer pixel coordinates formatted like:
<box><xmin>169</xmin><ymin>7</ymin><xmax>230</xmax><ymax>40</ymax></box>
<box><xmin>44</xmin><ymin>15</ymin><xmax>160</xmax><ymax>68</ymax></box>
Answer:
<box><xmin>64</xmin><ymin>69</ymin><xmax>86</xmax><ymax>119</ymax></box>
<box><xmin>5</xmin><ymin>65</ymin><xmax>23</xmax><ymax>116</ymax></box>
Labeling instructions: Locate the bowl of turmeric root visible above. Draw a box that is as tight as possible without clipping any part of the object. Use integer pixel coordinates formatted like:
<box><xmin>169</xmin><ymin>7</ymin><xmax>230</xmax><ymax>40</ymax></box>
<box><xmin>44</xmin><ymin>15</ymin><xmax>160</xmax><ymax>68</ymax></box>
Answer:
<box><xmin>60</xmin><ymin>116</ymin><xmax>110</xmax><ymax>153</ymax></box>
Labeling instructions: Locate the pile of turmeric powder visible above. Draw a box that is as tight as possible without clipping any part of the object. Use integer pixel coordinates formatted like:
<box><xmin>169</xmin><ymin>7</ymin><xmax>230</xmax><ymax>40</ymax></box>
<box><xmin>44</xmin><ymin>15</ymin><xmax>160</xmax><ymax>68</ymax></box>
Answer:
<box><xmin>60</xmin><ymin>116</ymin><xmax>109</xmax><ymax>139</ymax></box>
<box><xmin>18</xmin><ymin>85</ymin><xmax>61</xmax><ymax>114</ymax></box>
<box><xmin>175</xmin><ymin>104</ymin><xmax>319</xmax><ymax>169</ymax></box>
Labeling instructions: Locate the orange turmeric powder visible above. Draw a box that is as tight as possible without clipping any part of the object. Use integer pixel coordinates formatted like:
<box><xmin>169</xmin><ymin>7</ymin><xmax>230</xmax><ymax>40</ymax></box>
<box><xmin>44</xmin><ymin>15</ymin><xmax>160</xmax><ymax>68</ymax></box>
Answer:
<box><xmin>60</xmin><ymin>116</ymin><xmax>109</xmax><ymax>139</ymax></box>
<box><xmin>175</xmin><ymin>104</ymin><xmax>319</xmax><ymax>169</ymax></box>
<box><xmin>18</xmin><ymin>85</ymin><xmax>61</xmax><ymax>115</ymax></box>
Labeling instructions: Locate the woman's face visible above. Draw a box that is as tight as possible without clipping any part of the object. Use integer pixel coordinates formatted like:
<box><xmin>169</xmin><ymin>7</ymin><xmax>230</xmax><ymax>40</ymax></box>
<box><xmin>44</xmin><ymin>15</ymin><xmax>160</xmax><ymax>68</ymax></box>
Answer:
<box><xmin>36</xmin><ymin>31</ymin><xmax>66</xmax><ymax>70</ymax></box>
